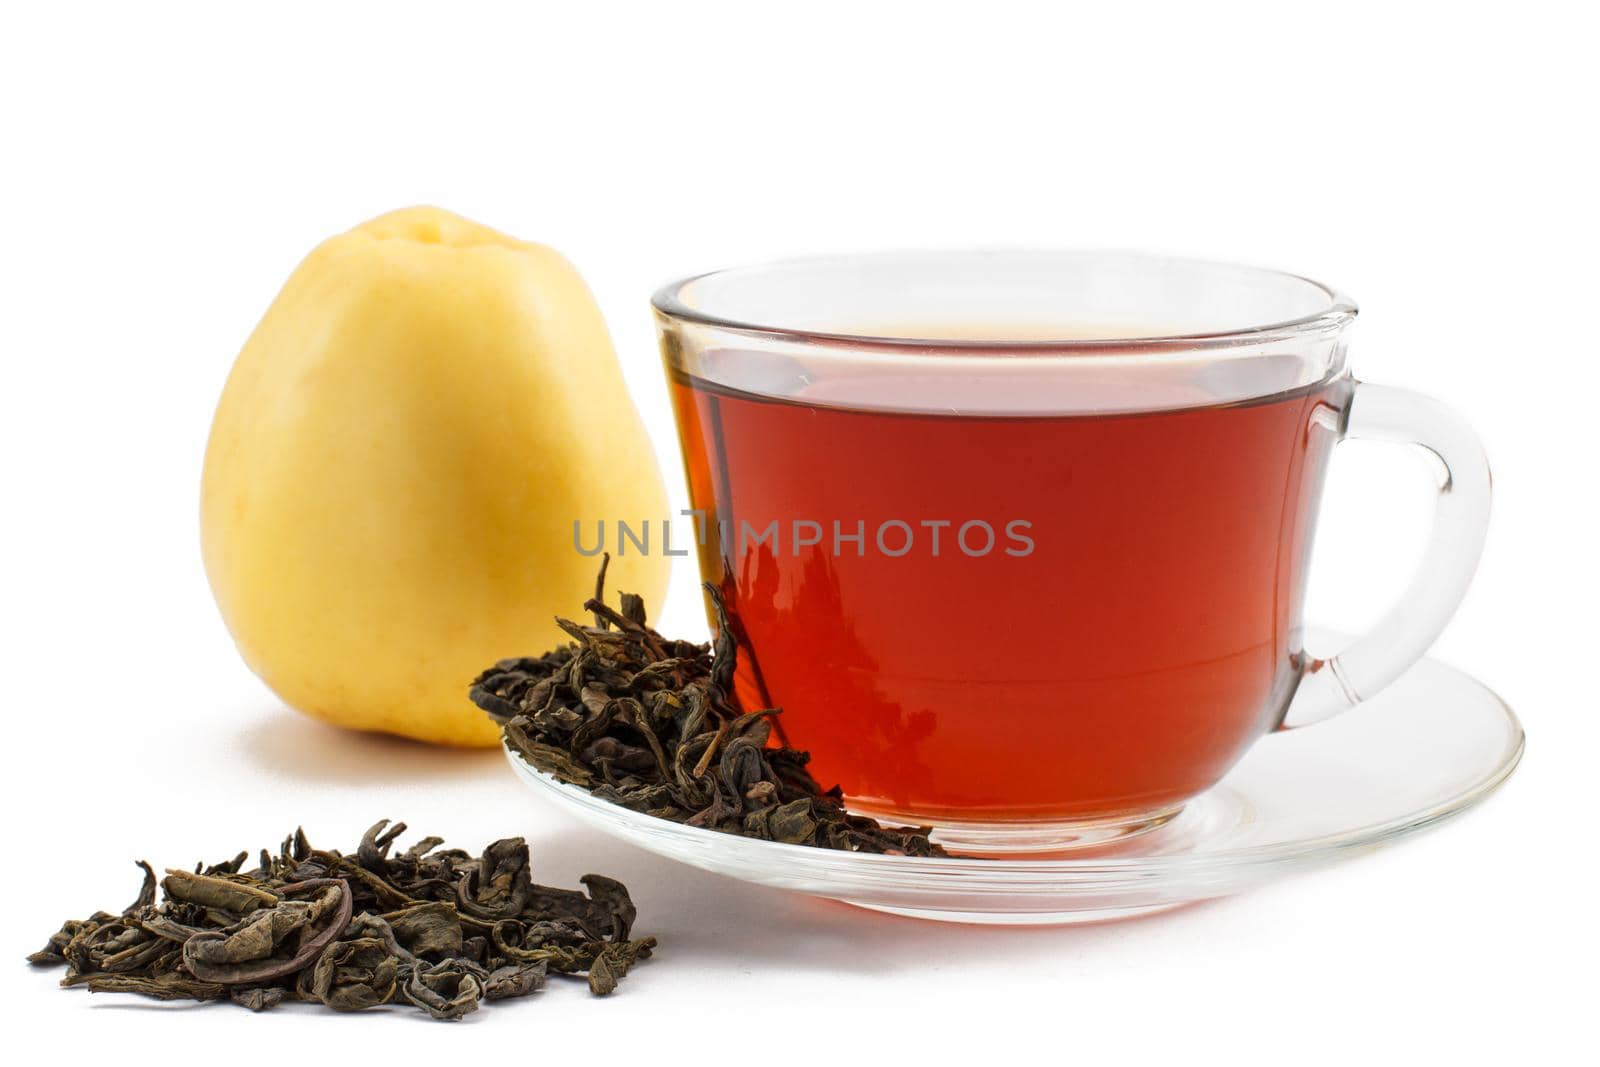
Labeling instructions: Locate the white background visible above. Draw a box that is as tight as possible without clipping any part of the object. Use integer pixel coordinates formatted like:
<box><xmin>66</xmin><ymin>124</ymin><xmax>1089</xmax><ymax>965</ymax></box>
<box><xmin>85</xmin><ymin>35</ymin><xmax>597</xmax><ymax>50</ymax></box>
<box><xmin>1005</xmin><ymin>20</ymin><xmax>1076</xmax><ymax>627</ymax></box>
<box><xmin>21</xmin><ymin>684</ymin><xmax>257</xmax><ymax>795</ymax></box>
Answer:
<box><xmin>2</xmin><ymin>1</ymin><xmax>1594</xmax><ymax>1061</ymax></box>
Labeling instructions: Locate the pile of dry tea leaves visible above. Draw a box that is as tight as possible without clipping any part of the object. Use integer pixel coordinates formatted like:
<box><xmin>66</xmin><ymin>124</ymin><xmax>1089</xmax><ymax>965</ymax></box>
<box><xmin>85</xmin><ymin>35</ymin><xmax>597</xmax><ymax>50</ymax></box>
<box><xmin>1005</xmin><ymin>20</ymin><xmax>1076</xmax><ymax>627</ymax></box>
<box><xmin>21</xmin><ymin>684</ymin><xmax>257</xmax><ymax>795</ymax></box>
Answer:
<box><xmin>27</xmin><ymin>820</ymin><xmax>653</xmax><ymax>1020</ymax></box>
<box><xmin>470</xmin><ymin>559</ymin><xmax>942</xmax><ymax>856</ymax></box>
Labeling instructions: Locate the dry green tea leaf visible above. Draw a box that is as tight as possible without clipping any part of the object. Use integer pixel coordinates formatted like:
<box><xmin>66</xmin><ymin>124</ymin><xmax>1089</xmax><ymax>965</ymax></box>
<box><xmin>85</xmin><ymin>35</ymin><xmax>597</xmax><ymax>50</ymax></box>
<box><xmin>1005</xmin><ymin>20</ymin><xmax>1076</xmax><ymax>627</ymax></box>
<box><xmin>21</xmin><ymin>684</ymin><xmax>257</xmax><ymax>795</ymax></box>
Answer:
<box><xmin>29</xmin><ymin>821</ymin><xmax>651</xmax><ymax>1019</ymax></box>
<box><xmin>472</xmin><ymin>555</ymin><xmax>942</xmax><ymax>856</ymax></box>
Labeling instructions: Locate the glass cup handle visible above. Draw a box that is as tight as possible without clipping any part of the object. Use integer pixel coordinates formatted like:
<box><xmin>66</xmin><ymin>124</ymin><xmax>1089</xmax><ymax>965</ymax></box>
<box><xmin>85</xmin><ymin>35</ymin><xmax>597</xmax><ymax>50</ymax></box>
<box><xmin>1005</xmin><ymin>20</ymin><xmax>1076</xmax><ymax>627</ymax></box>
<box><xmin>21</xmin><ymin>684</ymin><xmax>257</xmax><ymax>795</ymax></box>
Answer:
<box><xmin>1281</xmin><ymin>380</ymin><xmax>1492</xmax><ymax>729</ymax></box>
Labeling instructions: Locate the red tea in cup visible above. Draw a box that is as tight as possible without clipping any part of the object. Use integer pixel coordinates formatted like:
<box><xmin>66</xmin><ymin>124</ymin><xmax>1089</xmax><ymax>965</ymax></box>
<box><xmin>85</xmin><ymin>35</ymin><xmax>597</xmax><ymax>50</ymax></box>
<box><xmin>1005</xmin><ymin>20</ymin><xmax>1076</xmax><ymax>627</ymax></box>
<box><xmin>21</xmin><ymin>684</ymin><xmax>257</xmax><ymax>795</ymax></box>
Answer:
<box><xmin>655</xmin><ymin>252</ymin><xmax>1488</xmax><ymax>852</ymax></box>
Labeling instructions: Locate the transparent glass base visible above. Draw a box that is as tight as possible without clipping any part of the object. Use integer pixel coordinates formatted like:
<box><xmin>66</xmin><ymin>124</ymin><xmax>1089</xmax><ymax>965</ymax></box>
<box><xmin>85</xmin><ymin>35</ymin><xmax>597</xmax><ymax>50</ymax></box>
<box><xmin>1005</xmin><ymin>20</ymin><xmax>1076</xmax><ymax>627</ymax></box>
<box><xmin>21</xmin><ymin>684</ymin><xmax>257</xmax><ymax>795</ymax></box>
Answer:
<box><xmin>504</xmin><ymin>647</ymin><xmax>1522</xmax><ymax>925</ymax></box>
<box><xmin>852</xmin><ymin>901</ymin><xmax>1184</xmax><ymax>925</ymax></box>
<box><xmin>855</xmin><ymin>804</ymin><xmax>1187</xmax><ymax>858</ymax></box>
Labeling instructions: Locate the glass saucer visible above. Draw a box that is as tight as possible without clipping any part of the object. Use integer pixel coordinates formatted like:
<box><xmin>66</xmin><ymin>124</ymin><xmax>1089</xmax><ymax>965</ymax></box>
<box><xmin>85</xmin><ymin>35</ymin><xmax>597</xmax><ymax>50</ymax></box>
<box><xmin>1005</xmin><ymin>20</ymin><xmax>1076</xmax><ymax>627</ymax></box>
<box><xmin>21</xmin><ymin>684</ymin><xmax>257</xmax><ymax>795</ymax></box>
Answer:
<box><xmin>502</xmin><ymin>650</ymin><xmax>1522</xmax><ymax>925</ymax></box>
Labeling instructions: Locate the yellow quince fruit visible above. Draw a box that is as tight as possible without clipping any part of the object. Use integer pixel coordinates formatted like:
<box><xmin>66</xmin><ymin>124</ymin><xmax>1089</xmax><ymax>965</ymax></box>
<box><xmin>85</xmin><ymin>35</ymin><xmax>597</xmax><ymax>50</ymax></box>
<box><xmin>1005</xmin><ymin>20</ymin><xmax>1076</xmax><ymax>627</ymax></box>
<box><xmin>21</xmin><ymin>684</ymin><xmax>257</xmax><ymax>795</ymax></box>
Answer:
<box><xmin>201</xmin><ymin>207</ymin><xmax>669</xmax><ymax>746</ymax></box>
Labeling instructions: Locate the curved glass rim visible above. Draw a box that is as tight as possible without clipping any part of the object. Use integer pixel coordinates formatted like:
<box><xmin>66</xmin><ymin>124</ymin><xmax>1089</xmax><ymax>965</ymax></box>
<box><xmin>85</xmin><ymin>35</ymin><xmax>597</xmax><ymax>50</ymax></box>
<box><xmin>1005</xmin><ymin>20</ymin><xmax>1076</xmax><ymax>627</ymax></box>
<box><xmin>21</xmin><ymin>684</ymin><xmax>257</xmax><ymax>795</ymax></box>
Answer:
<box><xmin>651</xmin><ymin>249</ymin><xmax>1359</xmax><ymax>352</ymax></box>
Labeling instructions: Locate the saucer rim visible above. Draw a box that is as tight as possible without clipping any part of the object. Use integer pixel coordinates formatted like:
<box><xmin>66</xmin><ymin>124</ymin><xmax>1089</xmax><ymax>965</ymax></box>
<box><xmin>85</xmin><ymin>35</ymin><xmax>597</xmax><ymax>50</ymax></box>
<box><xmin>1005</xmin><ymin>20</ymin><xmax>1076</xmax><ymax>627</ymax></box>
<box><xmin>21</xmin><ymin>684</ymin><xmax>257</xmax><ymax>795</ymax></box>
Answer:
<box><xmin>501</xmin><ymin>659</ymin><xmax>1524</xmax><ymax>880</ymax></box>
